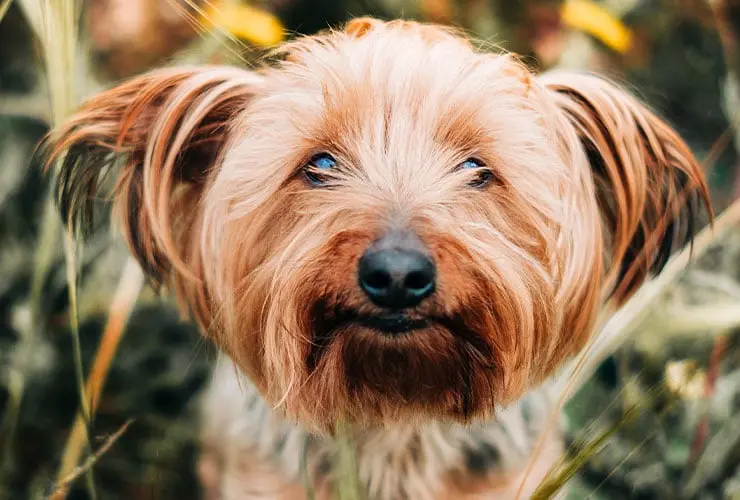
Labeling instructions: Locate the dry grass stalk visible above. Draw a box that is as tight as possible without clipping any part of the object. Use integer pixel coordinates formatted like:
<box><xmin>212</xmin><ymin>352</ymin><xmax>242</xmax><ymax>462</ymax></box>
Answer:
<box><xmin>54</xmin><ymin>259</ymin><xmax>144</xmax><ymax>496</ymax></box>
<box><xmin>635</xmin><ymin>303</ymin><xmax>740</xmax><ymax>349</ymax></box>
<box><xmin>62</xmin><ymin>228</ymin><xmax>90</xmax><ymax>423</ymax></box>
<box><xmin>84</xmin><ymin>259</ymin><xmax>144</xmax><ymax>411</ymax></box>
<box><xmin>300</xmin><ymin>437</ymin><xmax>316</xmax><ymax>500</ymax></box>
<box><xmin>688</xmin><ymin>334</ymin><xmax>729</xmax><ymax>466</ymax></box>
<box><xmin>534</xmin><ymin>380</ymin><xmax>691</xmax><ymax>499</ymax></box>
<box><xmin>50</xmin><ymin>419</ymin><xmax>134</xmax><ymax>500</ymax></box>
<box><xmin>166</xmin><ymin>0</ymin><xmax>251</xmax><ymax>65</ymax></box>
<box><xmin>0</xmin><ymin>0</ymin><xmax>67</xmax><ymax>476</ymax></box>
<box><xmin>0</xmin><ymin>0</ymin><xmax>60</xmax><ymax>466</ymax></box>
<box><xmin>7</xmin><ymin>1</ymin><xmax>97</xmax><ymax>497</ymax></box>
<box><xmin>516</xmin><ymin>198</ymin><xmax>740</xmax><ymax>499</ymax></box>
<box><xmin>0</xmin><ymin>0</ymin><xmax>12</xmax><ymax>23</ymax></box>
<box><xmin>560</xmin><ymin>198</ymin><xmax>740</xmax><ymax>402</ymax></box>
<box><xmin>334</xmin><ymin>421</ymin><xmax>363</xmax><ymax>500</ymax></box>
<box><xmin>530</xmin><ymin>400</ymin><xmax>646</xmax><ymax>499</ymax></box>
<box><xmin>683</xmin><ymin>407</ymin><xmax>740</xmax><ymax>495</ymax></box>
<box><xmin>0</xmin><ymin>93</ymin><xmax>50</xmax><ymax>123</ymax></box>
<box><xmin>16</xmin><ymin>0</ymin><xmax>81</xmax><ymax>124</ymax></box>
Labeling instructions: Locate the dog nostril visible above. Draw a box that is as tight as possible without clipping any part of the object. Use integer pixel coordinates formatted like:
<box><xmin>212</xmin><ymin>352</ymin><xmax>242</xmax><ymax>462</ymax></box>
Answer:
<box><xmin>364</xmin><ymin>270</ymin><xmax>392</xmax><ymax>290</ymax></box>
<box><xmin>404</xmin><ymin>270</ymin><xmax>433</xmax><ymax>293</ymax></box>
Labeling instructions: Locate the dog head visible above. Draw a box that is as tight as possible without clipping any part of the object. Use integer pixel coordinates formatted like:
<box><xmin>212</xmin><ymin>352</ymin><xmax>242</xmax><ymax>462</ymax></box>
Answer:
<box><xmin>44</xmin><ymin>18</ymin><xmax>711</xmax><ymax>428</ymax></box>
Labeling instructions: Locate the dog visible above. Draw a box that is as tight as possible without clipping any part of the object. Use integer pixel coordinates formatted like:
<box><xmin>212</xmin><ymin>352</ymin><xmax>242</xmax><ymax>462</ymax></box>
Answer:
<box><xmin>43</xmin><ymin>17</ymin><xmax>712</xmax><ymax>499</ymax></box>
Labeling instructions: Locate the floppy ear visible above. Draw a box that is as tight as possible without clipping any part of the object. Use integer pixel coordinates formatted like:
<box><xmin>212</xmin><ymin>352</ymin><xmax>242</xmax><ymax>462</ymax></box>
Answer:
<box><xmin>540</xmin><ymin>71</ymin><xmax>713</xmax><ymax>303</ymax></box>
<box><xmin>42</xmin><ymin>66</ymin><xmax>259</xmax><ymax>322</ymax></box>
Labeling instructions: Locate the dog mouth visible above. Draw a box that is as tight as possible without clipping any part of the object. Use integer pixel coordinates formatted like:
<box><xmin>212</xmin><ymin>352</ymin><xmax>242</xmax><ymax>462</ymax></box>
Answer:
<box><xmin>352</xmin><ymin>311</ymin><xmax>431</xmax><ymax>335</ymax></box>
<box><xmin>312</xmin><ymin>304</ymin><xmax>435</xmax><ymax>338</ymax></box>
<box><xmin>305</xmin><ymin>301</ymin><xmax>498</xmax><ymax>418</ymax></box>
<box><xmin>307</xmin><ymin>304</ymin><xmax>436</xmax><ymax>371</ymax></box>
<box><xmin>309</xmin><ymin>302</ymin><xmax>490</xmax><ymax>345</ymax></box>
<box><xmin>307</xmin><ymin>302</ymin><xmax>493</xmax><ymax>368</ymax></box>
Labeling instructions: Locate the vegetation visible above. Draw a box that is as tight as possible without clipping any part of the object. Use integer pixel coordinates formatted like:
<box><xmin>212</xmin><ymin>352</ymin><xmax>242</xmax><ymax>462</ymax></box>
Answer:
<box><xmin>0</xmin><ymin>0</ymin><xmax>739</xmax><ymax>498</ymax></box>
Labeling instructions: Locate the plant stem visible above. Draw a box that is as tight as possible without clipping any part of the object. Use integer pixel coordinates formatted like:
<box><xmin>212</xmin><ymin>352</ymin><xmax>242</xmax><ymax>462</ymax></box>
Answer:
<box><xmin>334</xmin><ymin>421</ymin><xmax>362</xmax><ymax>500</ymax></box>
<box><xmin>55</xmin><ymin>259</ymin><xmax>144</xmax><ymax>489</ymax></box>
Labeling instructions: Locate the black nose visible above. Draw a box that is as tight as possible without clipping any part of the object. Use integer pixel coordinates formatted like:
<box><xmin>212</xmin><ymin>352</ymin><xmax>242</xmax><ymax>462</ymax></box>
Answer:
<box><xmin>358</xmin><ymin>231</ymin><xmax>436</xmax><ymax>309</ymax></box>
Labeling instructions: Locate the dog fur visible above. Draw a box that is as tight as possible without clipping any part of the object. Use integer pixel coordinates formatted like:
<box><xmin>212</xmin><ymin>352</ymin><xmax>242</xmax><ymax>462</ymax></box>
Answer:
<box><xmin>43</xmin><ymin>17</ymin><xmax>712</xmax><ymax>499</ymax></box>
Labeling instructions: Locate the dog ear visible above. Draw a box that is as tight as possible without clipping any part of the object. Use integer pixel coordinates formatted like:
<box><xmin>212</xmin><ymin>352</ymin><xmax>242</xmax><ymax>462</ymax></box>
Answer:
<box><xmin>540</xmin><ymin>71</ymin><xmax>713</xmax><ymax>303</ymax></box>
<box><xmin>42</xmin><ymin>66</ymin><xmax>260</xmax><ymax>295</ymax></box>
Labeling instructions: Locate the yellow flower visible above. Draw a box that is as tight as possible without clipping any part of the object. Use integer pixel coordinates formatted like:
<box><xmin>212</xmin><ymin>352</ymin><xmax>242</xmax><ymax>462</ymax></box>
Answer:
<box><xmin>205</xmin><ymin>1</ymin><xmax>285</xmax><ymax>47</ymax></box>
<box><xmin>561</xmin><ymin>0</ymin><xmax>634</xmax><ymax>54</ymax></box>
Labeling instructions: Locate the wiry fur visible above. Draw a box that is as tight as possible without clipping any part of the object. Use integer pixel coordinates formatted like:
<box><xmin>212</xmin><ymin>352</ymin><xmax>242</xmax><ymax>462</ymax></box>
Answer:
<box><xmin>42</xmin><ymin>17</ymin><xmax>712</xmax><ymax>499</ymax></box>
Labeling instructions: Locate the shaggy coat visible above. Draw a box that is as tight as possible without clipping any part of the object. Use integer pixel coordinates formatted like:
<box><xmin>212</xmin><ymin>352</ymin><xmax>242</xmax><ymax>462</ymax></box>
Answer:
<box><xmin>44</xmin><ymin>18</ymin><xmax>711</xmax><ymax>499</ymax></box>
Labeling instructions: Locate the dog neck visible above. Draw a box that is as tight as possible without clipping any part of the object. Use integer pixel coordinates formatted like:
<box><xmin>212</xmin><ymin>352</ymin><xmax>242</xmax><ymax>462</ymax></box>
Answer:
<box><xmin>199</xmin><ymin>357</ymin><xmax>563</xmax><ymax>500</ymax></box>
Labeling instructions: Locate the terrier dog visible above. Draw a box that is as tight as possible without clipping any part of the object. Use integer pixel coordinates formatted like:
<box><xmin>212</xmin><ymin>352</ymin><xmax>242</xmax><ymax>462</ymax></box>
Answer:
<box><xmin>44</xmin><ymin>17</ymin><xmax>711</xmax><ymax>500</ymax></box>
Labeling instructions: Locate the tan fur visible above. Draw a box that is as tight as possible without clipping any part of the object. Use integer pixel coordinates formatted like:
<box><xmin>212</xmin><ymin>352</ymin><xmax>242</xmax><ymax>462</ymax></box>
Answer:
<box><xmin>42</xmin><ymin>17</ymin><xmax>712</xmax><ymax>498</ymax></box>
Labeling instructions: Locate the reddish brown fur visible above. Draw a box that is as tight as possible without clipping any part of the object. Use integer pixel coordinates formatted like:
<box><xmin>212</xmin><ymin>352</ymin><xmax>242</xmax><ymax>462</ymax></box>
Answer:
<box><xmin>541</xmin><ymin>71</ymin><xmax>714</xmax><ymax>302</ymax></box>
<box><xmin>42</xmin><ymin>17</ymin><xmax>711</xmax><ymax>439</ymax></box>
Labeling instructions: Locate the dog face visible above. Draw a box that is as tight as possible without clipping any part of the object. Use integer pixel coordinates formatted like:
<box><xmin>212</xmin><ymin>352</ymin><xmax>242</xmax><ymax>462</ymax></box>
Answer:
<box><xmin>45</xmin><ymin>18</ymin><xmax>711</xmax><ymax>428</ymax></box>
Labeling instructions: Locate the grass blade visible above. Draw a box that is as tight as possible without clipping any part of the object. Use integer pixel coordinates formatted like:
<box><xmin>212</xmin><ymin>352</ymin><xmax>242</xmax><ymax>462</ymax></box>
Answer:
<box><xmin>50</xmin><ymin>419</ymin><xmax>134</xmax><ymax>500</ymax></box>
<box><xmin>8</xmin><ymin>1</ymin><xmax>96</xmax><ymax>498</ymax></box>
<box><xmin>517</xmin><ymin>197</ymin><xmax>740</xmax><ymax>499</ymax></box>
<box><xmin>55</xmin><ymin>259</ymin><xmax>144</xmax><ymax>488</ymax></box>
<box><xmin>334</xmin><ymin>421</ymin><xmax>363</xmax><ymax>500</ymax></box>
<box><xmin>0</xmin><ymin>0</ymin><xmax>12</xmax><ymax>23</ymax></box>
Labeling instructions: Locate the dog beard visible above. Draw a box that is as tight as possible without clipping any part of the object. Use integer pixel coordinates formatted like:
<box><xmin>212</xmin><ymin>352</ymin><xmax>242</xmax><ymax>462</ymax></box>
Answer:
<box><xmin>306</xmin><ymin>301</ymin><xmax>500</xmax><ymax>421</ymax></box>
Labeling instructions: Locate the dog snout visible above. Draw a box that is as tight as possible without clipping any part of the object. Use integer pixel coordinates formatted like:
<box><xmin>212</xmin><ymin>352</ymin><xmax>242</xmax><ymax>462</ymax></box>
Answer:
<box><xmin>358</xmin><ymin>230</ymin><xmax>436</xmax><ymax>309</ymax></box>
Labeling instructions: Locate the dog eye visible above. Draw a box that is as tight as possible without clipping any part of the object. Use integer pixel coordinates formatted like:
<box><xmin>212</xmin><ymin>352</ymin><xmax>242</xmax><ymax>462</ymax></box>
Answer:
<box><xmin>303</xmin><ymin>153</ymin><xmax>336</xmax><ymax>186</ymax></box>
<box><xmin>459</xmin><ymin>158</ymin><xmax>495</xmax><ymax>188</ymax></box>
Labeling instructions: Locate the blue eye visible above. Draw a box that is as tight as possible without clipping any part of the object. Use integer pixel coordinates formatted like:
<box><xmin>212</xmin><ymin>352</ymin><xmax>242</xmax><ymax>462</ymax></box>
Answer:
<box><xmin>461</xmin><ymin>158</ymin><xmax>484</xmax><ymax>169</ymax></box>
<box><xmin>303</xmin><ymin>153</ymin><xmax>337</xmax><ymax>186</ymax></box>
<box><xmin>458</xmin><ymin>158</ymin><xmax>495</xmax><ymax>188</ymax></box>
<box><xmin>312</xmin><ymin>153</ymin><xmax>336</xmax><ymax>170</ymax></box>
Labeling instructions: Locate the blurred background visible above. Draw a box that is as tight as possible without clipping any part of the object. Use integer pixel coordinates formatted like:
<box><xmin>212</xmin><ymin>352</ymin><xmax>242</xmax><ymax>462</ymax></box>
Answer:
<box><xmin>1</xmin><ymin>0</ymin><xmax>740</xmax><ymax>498</ymax></box>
